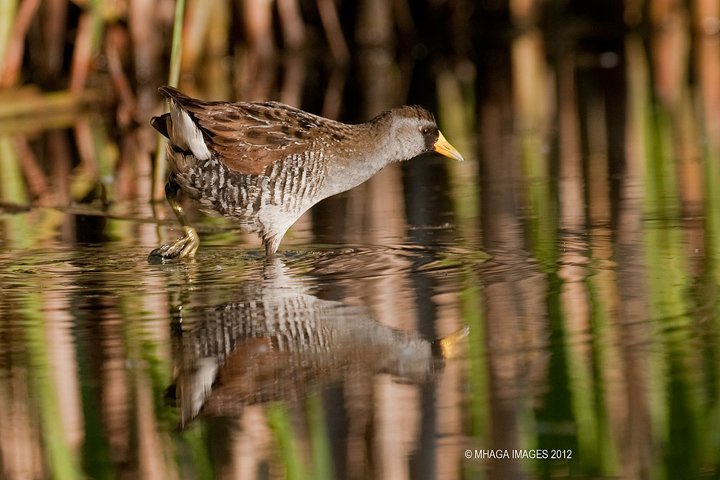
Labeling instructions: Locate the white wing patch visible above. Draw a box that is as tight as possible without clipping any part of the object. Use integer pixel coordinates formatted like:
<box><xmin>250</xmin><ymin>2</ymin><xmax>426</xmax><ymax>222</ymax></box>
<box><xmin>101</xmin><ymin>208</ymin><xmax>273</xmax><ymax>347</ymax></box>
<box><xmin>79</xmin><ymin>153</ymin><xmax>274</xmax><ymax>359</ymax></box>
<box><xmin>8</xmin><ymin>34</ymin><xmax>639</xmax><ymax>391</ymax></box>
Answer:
<box><xmin>169</xmin><ymin>100</ymin><xmax>212</xmax><ymax>160</ymax></box>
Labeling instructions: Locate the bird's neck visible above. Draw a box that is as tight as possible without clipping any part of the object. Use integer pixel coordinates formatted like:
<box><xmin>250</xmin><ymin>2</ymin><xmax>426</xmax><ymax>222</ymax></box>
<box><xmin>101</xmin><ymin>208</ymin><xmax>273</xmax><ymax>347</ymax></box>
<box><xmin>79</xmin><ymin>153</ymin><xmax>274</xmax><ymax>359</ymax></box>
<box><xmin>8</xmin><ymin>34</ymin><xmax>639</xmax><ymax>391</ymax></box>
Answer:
<box><xmin>340</xmin><ymin>123</ymin><xmax>400</xmax><ymax>176</ymax></box>
<box><xmin>356</xmin><ymin>116</ymin><xmax>410</xmax><ymax>164</ymax></box>
<box><xmin>319</xmin><ymin>115</ymin><xmax>408</xmax><ymax>197</ymax></box>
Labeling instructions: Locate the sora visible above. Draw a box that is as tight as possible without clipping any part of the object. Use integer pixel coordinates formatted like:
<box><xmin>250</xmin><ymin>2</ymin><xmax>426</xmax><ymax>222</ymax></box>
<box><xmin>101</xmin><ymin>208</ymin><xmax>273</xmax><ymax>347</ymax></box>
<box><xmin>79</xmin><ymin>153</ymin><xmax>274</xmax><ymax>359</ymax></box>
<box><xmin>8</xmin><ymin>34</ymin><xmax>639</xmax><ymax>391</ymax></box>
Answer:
<box><xmin>149</xmin><ymin>86</ymin><xmax>464</xmax><ymax>261</ymax></box>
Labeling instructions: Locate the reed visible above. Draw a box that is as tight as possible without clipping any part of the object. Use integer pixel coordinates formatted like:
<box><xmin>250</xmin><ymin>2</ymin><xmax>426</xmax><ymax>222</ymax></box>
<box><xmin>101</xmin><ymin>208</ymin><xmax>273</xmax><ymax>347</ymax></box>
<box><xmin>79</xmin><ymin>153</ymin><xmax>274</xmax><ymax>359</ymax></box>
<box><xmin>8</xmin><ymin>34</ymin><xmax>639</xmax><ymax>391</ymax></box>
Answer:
<box><xmin>437</xmin><ymin>69</ymin><xmax>479</xmax><ymax>236</ymax></box>
<box><xmin>0</xmin><ymin>87</ymin><xmax>104</xmax><ymax>120</ymax></box>
<box><xmin>152</xmin><ymin>0</ymin><xmax>187</xmax><ymax>201</ymax></box>
<box><xmin>22</xmin><ymin>290</ymin><xmax>84</xmax><ymax>480</ymax></box>
<box><xmin>306</xmin><ymin>394</ymin><xmax>334</xmax><ymax>480</ymax></box>
<box><xmin>0</xmin><ymin>134</ymin><xmax>25</xmax><ymax>204</ymax></box>
<box><xmin>267</xmin><ymin>402</ymin><xmax>309</xmax><ymax>480</ymax></box>
<box><xmin>0</xmin><ymin>0</ymin><xmax>18</xmax><ymax>80</ymax></box>
<box><xmin>461</xmin><ymin>282</ymin><xmax>488</xmax><ymax>447</ymax></box>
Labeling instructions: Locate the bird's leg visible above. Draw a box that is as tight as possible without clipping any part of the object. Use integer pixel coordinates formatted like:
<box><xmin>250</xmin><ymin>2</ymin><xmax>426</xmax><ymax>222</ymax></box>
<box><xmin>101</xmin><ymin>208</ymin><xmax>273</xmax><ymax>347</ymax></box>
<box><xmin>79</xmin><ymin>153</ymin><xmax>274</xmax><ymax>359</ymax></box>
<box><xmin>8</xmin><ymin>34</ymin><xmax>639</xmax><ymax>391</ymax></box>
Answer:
<box><xmin>148</xmin><ymin>175</ymin><xmax>200</xmax><ymax>263</ymax></box>
<box><xmin>263</xmin><ymin>231</ymin><xmax>283</xmax><ymax>256</ymax></box>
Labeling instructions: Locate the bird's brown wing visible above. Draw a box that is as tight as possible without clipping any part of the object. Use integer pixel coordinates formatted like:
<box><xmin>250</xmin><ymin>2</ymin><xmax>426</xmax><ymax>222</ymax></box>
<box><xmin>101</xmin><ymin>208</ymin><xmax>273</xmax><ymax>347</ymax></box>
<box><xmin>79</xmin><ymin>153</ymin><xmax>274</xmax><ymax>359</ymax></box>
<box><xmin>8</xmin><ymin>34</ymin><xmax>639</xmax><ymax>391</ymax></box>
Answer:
<box><xmin>160</xmin><ymin>86</ymin><xmax>345</xmax><ymax>175</ymax></box>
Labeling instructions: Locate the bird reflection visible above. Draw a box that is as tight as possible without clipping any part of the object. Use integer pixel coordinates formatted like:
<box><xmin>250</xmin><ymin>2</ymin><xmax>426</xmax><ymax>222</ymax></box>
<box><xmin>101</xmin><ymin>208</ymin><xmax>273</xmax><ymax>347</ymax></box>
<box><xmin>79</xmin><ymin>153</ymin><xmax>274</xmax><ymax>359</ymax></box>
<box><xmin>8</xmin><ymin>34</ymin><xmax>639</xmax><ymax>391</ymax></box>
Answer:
<box><xmin>166</xmin><ymin>257</ymin><xmax>466</xmax><ymax>427</ymax></box>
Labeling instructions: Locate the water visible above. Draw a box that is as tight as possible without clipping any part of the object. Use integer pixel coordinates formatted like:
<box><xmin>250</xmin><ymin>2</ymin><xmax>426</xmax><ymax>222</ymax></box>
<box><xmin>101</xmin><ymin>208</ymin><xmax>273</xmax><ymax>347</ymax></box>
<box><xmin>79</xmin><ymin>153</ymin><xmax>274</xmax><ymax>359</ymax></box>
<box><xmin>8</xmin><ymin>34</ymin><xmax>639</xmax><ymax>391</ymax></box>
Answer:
<box><xmin>2</xmin><ymin>177</ymin><xmax>718</xmax><ymax>479</ymax></box>
<box><xmin>3</xmin><ymin>22</ymin><xmax>720</xmax><ymax>480</ymax></box>
<box><xmin>0</xmin><ymin>215</ymin><xmax>476</xmax><ymax>480</ymax></box>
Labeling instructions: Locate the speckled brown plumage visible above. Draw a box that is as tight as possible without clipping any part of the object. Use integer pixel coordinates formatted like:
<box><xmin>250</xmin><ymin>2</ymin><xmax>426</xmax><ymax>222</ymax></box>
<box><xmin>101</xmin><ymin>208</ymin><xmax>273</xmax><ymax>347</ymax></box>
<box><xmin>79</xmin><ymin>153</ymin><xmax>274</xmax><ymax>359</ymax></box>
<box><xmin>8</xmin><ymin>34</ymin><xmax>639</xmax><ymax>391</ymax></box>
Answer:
<box><xmin>149</xmin><ymin>86</ymin><xmax>464</xmax><ymax>261</ymax></box>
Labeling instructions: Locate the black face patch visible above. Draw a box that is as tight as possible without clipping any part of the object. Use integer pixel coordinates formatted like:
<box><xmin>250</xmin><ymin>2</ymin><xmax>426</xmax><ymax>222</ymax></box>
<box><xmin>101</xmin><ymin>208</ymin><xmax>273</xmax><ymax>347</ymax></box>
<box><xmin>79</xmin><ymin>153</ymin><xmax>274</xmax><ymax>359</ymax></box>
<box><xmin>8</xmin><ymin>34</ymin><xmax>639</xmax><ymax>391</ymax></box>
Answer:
<box><xmin>422</xmin><ymin>125</ymin><xmax>439</xmax><ymax>152</ymax></box>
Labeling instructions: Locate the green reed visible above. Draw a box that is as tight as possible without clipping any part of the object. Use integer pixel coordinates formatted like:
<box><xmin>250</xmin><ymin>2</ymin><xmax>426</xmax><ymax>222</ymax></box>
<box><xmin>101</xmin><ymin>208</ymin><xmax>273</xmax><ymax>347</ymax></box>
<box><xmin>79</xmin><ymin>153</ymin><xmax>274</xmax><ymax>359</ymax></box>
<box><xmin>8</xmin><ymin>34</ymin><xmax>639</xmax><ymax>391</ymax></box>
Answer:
<box><xmin>22</xmin><ymin>290</ymin><xmax>84</xmax><ymax>480</ymax></box>
<box><xmin>153</xmin><ymin>0</ymin><xmax>187</xmax><ymax>201</ymax></box>
<box><xmin>0</xmin><ymin>0</ymin><xmax>17</xmax><ymax>79</ymax></box>
<box><xmin>267</xmin><ymin>401</ymin><xmax>309</xmax><ymax>480</ymax></box>
<box><xmin>306</xmin><ymin>393</ymin><xmax>335</xmax><ymax>480</ymax></box>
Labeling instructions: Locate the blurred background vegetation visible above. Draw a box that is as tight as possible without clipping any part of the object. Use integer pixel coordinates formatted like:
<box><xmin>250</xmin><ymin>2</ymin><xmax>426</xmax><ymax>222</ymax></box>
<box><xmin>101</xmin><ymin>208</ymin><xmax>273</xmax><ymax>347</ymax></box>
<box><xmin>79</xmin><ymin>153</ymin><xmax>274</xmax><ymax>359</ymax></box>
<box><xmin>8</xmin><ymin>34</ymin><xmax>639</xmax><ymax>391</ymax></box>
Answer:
<box><xmin>1</xmin><ymin>0</ymin><xmax>716</xmax><ymax>212</ymax></box>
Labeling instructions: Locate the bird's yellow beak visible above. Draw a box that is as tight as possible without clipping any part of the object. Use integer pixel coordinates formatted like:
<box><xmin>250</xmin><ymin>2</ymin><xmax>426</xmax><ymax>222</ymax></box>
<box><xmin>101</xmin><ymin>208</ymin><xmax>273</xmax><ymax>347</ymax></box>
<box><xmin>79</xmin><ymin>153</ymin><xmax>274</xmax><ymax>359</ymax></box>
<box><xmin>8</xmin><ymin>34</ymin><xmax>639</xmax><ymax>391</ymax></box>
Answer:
<box><xmin>433</xmin><ymin>131</ymin><xmax>464</xmax><ymax>162</ymax></box>
<box><xmin>435</xmin><ymin>326</ymin><xmax>470</xmax><ymax>358</ymax></box>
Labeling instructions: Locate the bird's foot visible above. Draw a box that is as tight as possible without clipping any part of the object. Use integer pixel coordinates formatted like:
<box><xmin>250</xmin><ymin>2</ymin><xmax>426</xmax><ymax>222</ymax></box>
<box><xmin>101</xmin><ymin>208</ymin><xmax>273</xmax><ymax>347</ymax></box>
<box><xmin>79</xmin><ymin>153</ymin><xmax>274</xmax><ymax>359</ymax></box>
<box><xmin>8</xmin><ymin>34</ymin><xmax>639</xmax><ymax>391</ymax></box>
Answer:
<box><xmin>148</xmin><ymin>227</ymin><xmax>199</xmax><ymax>264</ymax></box>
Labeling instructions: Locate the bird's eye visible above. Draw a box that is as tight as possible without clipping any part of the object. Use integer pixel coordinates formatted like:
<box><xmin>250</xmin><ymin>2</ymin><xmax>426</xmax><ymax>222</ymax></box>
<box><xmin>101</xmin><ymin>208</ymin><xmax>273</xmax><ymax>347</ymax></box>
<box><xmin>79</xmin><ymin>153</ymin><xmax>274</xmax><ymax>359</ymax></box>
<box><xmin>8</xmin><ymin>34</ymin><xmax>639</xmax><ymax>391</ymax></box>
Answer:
<box><xmin>421</xmin><ymin>127</ymin><xmax>430</xmax><ymax>136</ymax></box>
